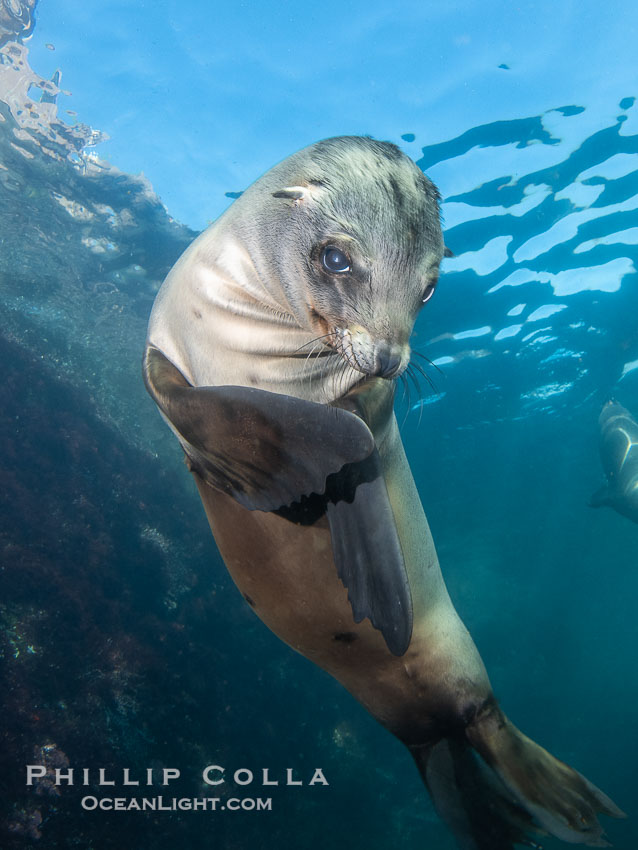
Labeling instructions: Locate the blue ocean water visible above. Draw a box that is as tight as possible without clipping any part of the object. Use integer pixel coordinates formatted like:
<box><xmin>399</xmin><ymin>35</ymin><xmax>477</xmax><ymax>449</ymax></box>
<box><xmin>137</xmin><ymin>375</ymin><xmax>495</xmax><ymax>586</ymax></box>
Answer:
<box><xmin>1</xmin><ymin>2</ymin><xmax>637</xmax><ymax>848</ymax></box>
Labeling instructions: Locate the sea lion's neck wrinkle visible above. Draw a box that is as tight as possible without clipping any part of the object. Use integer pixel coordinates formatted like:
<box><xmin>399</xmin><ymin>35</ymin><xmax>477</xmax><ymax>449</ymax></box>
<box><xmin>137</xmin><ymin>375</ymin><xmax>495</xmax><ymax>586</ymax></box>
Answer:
<box><xmin>194</xmin><ymin>262</ymin><xmax>295</xmax><ymax>330</ymax></box>
<box><xmin>214</xmin><ymin>228</ymin><xmax>296</xmax><ymax>320</ymax></box>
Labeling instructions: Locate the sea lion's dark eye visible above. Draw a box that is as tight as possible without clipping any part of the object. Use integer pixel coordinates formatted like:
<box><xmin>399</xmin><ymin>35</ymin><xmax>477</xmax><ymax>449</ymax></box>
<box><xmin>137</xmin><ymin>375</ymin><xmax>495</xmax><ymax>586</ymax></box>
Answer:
<box><xmin>322</xmin><ymin>246</ymin><xmax>350</xmax><ymax>273</ymax></box>
<box><xmin>422</xmin><ymin>282</ymin><xmax>436</xmax><ymax>303</ymax></box>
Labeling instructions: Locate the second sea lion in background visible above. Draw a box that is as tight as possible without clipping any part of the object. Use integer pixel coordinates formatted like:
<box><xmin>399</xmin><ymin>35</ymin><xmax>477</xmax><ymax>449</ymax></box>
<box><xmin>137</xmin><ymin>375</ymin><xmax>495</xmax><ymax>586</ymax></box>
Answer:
<box><xmin>591</xmin><ymin>399</ymin><xmax>638</xmax><ymax>524</ymax></box>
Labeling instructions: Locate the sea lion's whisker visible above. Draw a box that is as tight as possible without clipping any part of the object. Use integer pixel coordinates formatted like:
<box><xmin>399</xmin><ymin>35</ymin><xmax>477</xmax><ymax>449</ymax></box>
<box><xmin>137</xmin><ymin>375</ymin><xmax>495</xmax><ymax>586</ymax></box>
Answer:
<box><xmin>400</xmin><ymin>372</ymin><xmax>410</xmax><ymax>406</ymax></box>
<box><xmin>411</xmin><ymin>360</ymin><xmax>437</xmax><ymax>393</ymax></box>
<box><xmin>304</xmin><ymin>343</ymin><xmax>321</xmax><ymax>391</ymax></box>
<box><xmin>415</xmin><ymin>394</ymin><xmax>425</xmax><ymax>429</ymax></box>
<box><xmin>399</xmin><ymin>373</ymin><xmax>411</xmax><ymax>429</ymax></box>
<box><xmin>404</xmin><ymin>366</ymin><xmax>427</xmax><ymax>427</ymax></box>
<box><xmin>291</xmin><ymin>332</ymin><xmax>337</xmax><ymax>356</ymax></box>
<box><xmin>412</xmin><ymin>349</ymin><xmax>444</xmax><ymax>377</ymax></box>
<box><xmin>303</xmin><ymin>342</ymin><xmax>319</xmax><ymax>369</ymax></box>
<box><xmin>335</xmin><ymin>357</ymin><xmax>350</xmax><ymax>401</ymax></box>
<box><xmin>341</xmin><ymin>359</ymin><xmax>353</xmax><ymax>398</ymax></box>
<box><xmin>405</xmin><ymin>363</ymin><xmax>422</xmax><ymax>398</ymax></box>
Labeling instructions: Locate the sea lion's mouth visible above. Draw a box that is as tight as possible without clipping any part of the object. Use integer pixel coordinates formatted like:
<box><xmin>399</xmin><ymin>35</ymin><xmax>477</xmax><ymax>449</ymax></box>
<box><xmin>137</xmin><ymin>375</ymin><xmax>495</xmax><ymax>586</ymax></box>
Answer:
<box><xmin>308</xmin><ymin>308</ymin><xmax>406</xmax><ymax>379</ymax></box>
<box><xmin>332</xmin><ymin>327</ymin><xmax>369</xmax><ymax>375</ymax></box>
<box><xmin>333</xmin><ymin>327</ymin><xmax>405</xmax><ymax>378</ymax></box>
<box><xmin>308</xmin><ymin>306</ymin><xmax>332</xmax><ymax>340</ymax></box>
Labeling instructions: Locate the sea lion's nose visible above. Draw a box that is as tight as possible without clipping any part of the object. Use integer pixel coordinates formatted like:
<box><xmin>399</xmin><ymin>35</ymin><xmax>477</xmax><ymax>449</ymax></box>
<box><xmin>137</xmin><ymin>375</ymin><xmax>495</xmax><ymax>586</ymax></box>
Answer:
<box><xmin>376</xmin><ymin>346</ymin><xmax>403</xmax><ymax>378</ymax></box>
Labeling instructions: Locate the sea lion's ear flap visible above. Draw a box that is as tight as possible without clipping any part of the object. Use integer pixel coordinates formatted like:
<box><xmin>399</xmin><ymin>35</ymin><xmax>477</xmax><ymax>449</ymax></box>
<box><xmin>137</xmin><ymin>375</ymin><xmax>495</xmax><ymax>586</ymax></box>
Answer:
<box><xmin>272</xmin><ymin>186</ymin><xmax>306</xmax><ymax>201</ymax></box>
<box><xmin>443</xmin><ymin>246</ymin><xmax>454</xmax><ymax>258</ymax></box>
<box><xmin>273</xmin><ymin>184</ymin><xmax>326</xmax><ymax>203</ymax></box>
<box><xmin>143</xmin><ymin>346</ymin><xmax>375</xmax><ymax>512</ymax></box>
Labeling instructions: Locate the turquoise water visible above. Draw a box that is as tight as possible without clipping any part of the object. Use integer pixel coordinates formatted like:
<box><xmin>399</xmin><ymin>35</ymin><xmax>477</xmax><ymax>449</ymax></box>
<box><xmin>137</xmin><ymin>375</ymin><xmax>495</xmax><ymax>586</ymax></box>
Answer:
<box><xmin>1</xmin><ymin>2</ymin><xmax>637</xmax><ymax>848</ymax></box>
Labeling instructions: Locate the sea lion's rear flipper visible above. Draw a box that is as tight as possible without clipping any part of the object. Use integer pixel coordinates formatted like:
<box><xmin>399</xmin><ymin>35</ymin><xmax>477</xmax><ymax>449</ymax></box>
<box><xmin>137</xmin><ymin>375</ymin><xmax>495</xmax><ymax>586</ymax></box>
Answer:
<box><xmin>143</xmin><ymin>345</ymin><xmax>375</xmax><ymax>511</ymax></box>
<box><xmin>326</xmin><ymin>453</ymin><xmax>412</xmax><ymax>656</ymax></box>
<box><xmin>413</xmin><ymin>737</ymin><xmax>544</xmax><ymax>849</ymax></box>
<box><xmin>456</xmin><ymin>704</ymin><xmax>625</xmax><ymax>847</ymax></box>
<box><xmin>413</xmin><ymin>711</ymin><xmax>624</xmax><ymax>849</ymax></box>
<box><xmin>143</xmin><ymin>345</ymin><xmax>412</xmax><ymax>654</ymax></box>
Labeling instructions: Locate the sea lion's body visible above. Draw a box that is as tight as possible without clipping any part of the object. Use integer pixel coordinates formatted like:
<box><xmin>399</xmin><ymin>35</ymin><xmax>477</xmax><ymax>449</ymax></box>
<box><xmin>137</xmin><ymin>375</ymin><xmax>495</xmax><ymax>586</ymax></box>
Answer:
<box><xmin>145</xmin><ymin>137</ymin><xmax>623</xmax><ymax>848</ymax></box>
<box><xmin>193</xmin><ymin>385</ymin><xmax>488</xmax><ymax>743</ymax></box>
<box><xmin>591</xmin><ymin>400</ymin><xmax>638</xmax><ymax>524</ymax></box>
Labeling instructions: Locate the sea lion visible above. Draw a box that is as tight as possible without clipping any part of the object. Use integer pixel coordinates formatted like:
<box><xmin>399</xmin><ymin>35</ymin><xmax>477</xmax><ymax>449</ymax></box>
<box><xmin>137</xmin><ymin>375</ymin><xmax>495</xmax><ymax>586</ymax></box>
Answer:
<box><xmin>144</xmin><ymin>136</ymin><xmax>624</xmax><ymax>848</ymax></box>
<box><xmin>591</xmin><ymin>399</ymin><xmax>638</xmax><ymax>523</ymax></box>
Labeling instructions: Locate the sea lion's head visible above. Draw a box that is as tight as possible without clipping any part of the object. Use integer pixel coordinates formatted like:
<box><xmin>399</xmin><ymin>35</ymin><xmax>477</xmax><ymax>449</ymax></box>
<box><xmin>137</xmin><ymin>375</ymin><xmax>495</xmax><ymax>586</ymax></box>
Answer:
<box><xmin>235</xmin><ymin>136</ymin><xmax>446</xmax><ymax>380</ymax></box>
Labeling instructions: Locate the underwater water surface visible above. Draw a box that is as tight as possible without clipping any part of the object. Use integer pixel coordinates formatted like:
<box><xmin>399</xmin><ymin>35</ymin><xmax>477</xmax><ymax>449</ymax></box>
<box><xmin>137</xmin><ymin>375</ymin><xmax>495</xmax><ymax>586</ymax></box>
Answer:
<box><xmin>1</xmin><ymin>1</ymin><xmax>637</xmax><ymax>848</ymax></box>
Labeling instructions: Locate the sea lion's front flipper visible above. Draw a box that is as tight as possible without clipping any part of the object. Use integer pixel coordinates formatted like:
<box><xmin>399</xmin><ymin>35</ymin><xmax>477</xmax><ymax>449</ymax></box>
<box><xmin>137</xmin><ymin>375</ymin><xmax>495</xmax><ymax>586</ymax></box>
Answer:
<box><xmin>144</xmin><ymin>345</ymin><xmax>412</xmax><ymax>655</ymax></box>
<box><xmin>143</xmin><ymin>345</ymin><xmax>375</xmax><ymax>512</ymax></box>
<box><xmin>322</xmin><ymin>378</ymin><xmax>412</xmax><ymax>655</ymax></box>
<box><xmin>326</xmin><ymin>452</ymin><xmax>412</xmax><ymax>656</ymax></box>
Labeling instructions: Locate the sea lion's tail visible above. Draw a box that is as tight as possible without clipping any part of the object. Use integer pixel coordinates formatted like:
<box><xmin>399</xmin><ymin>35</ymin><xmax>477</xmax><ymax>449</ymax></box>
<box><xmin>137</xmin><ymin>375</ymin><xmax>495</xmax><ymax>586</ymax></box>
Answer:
<box><xmin>411</xmin><ymin>704</ymin><xmax>624</xmax><ymax>849</ymax></box>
